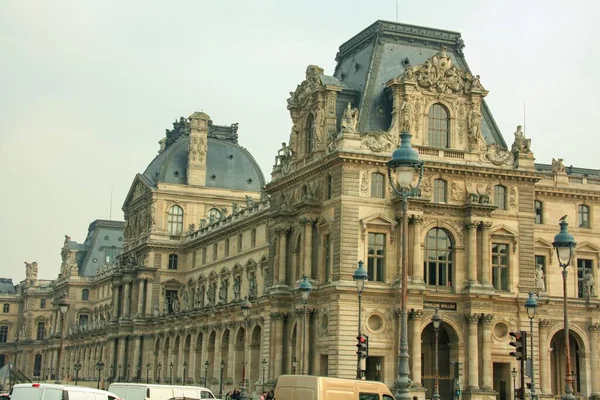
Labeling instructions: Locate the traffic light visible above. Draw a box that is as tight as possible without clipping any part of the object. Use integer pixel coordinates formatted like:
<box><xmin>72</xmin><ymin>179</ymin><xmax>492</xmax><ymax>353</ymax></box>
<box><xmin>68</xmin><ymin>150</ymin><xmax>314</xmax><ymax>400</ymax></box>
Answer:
<box><xmin>356</xmin><ymin>335</ymin><xmax>369</xmax><ymax>358</ymax></box>
<box><xmin>509</xmin><ymin>331</ymin><xmax>527</xmax><ymax>360</ymax></box>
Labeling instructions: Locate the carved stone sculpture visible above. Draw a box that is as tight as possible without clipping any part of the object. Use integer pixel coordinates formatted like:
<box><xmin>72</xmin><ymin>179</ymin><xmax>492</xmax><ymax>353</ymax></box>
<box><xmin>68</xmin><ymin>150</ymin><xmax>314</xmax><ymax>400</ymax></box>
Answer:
<box><xmin>183</xmin><ymin>291</ymin><xmax>189</xmax><ymax>311</ymax></box>
<box><xmin>511</xmin><ymin>125</ymin><xmax>531</xmax><ymax>154</ymax></box>
<box><xmin>207</xmin><ymin>283</ymin><xmax>216</xmax><ymax>307</ymax></box>
<box><xmin>584</xmin><ymin>271</ymin><xmax>595</xmax><ymax>298</ymax></box>
<box><xmin>467</xmin><ymin>106</ymin><xmax>482</xmax><ymax>150</ymax></box>
<box><xmin>340</xmin><ymin>103</ymin><xmax>359</xmax><ymax>133</ymax></box>
<box><xmin>25</xmin><ymin>261</ymin><xmax>38</xmax><ymax>279</ymax></box>
<box><xmin>249</xmin><ymin>274</ymin><xmax>258</xmax><ymax>299</ymax></box>
<box><xmin>535</xmin><ymin>264</ymin><xmax>545</xmax><ymax>292</ymax></box>
<box><xmin>552</xmin><ymin>158</ymin><xmax>566</xmax><ymax>173</ymax></box>
<box><xmin>233</xmin><ymin>276</ymin><xmax>241</xmax><ymax>301</ymax></box>
<box><xmin>400</xmin><ymin>98</ymin><xmax>413</xmax><ymax>132</ymax></box>
<box><xmin>219</xmin><ymin>279</ymin><xmax>228</xmax><ymax>305</ymax></box>
<box><xmin>187</xmin><ymin>224</ymin><xmax>195</xmax><ymax>235</ymax></box>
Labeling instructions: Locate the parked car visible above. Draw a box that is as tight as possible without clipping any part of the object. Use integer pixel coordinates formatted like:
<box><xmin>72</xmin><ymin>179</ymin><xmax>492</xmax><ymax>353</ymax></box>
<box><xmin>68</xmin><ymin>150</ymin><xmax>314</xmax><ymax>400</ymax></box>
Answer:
<box><xmin>108</xmin><ymin>383</ymin><xmax>216</xmax><ymax>400</ymax></box>
<box><xmin>10</xmin><ymin>383</ymin><xmax>122</xmax><ymax>400</ymax></box>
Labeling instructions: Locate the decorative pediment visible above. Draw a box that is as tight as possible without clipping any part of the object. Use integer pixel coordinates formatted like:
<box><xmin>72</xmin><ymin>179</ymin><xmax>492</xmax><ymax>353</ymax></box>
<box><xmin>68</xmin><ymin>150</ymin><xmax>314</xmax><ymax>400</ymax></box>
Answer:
<box><xmin>490</xmin><ymin>224</ymin><xmax>519</xmax><ymax>253</ymax></box>
<box><xmin>534</xmin><ymin>238</ymin><xmax>554</xmax><ymax>250</ymax></box>
<box><xmin>76</xmin><ymin>307</ymin><xmax>93</xmax><ymax>314</ymax></box>
<box><xmin>360</xmin><ymin>213</ymin><xmax>398</xmax><ymax>243</ymax></box>
<box><xmin>287</xmin><ymin>65</ymin><xmax>324</xmax><ymax>110</ymax></box>
<box><xmin>401</xmin><ymin>47</ymin><xmax>486</xmax><ymax>95</ymax></box>
<box><xmin>161</xmin><ymin>279</ymin><xmax>183</xmax><ymax>288</ymax></box>
<box><xmin>574</xmin><ymin>241</ymin><xmax>600</xmax><ymax>265</ymax></box>
<box><xmin>316</xmin><ymin>214</ymin><xmax>334</xmax><ymax>234</ymax></box>
<box><xmin>123</xmin><ymin>174</ymin><xmax>153</xmax><ymax>207</ymax></box>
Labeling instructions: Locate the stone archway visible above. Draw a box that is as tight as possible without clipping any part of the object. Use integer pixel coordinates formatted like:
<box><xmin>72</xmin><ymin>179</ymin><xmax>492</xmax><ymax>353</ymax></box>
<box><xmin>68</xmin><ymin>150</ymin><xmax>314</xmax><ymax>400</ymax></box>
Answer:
<box><xmin>234</xmin><ymin>327</ymin><xmax>245</xmax><ymax>387</ymax></box>
<box><xmin>550</xmin><ymin>329</ymin><xmax>587</xmax><ymax>397</ymax></box>
<box><xmin>249</xmin><ymin>325</ymin><xmax>262</xmax><ymax>391</ymax></box>
<box><xmin>421</xmin><ymin>320</ymin><xmax>458</xmax><ymax>400</ymax></box>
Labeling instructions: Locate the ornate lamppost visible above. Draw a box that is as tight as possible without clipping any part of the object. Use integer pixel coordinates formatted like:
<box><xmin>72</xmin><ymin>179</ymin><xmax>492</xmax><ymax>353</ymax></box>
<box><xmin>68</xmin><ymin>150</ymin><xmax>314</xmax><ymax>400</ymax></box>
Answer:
<box><xmin>157</xmin><ymin>362</ymin><xmax>162</xmax><ymax>384</ymax></box>
<box><xmin>261</xmin><ymin>359</ymin><xmax>267</xmax><ymax>393</ymax></box>
<box><xmin>73</xmin><ymin>361</ymin><xmax>82</xmax><ymax>386</ymax></box>
<box><xmin>136</xmin><ymin>364</ymin><xmax>141</xmax><ymax>383</ymax></box>
<box><xmin>512</xmin><ymin>368</ymin><xmax>518</xmax><ymax>400</ymax></box>
<box><xmin>240</xmin><ymin>297</ymin><xmax>252</xmax><ymax>400</ymax></box>
<box><xmin>204</xmin><ymin>360</ymin><xmax>209</xmax><ymax>387</ymax></box>
<box><xmin>376</xmin><ymin>360</ymin><xmax>382</xmax><ymax>382</ymax></box>
<box><xmin>183</xmin><ymin>361</ymin><xmax>188</xmax><ymax>385</ymax></box>
<box><xmin>387</xmin><ymin>131</ymin><xmax>424</xmax><ymax>400</ymax></box>
<box><xmin>117</xmin><ymin>364</ymin><xmax>122</xmax><ymax>382</ymax></box>
<box><xmin>169</xmin><ymin>362</ymin><xmax>174</xmax><ymax>385</ymax></box>
<box><xmin>431</xmin><ymin>309</ymin><xmax>443</xmax><ymax>400</ymax></box>
<box><xmin>525</xmin><ymin>292</ymin><xmax>538</xmax><ymax>400</ymax></box>
<box><xmin>219</xmin><ymin>360</ymin><xmax>225</xmax><ymax>398</ymax></box>
<box><xmin>353</xmin><ymin>261</ymin><xmax>368</xmax><ymax>379</ymax></box>
<box><xmin>126</xmin><ymin>364</ymin><xmax>131</xmax><ymax>383</ymax></box>
<box><xmin>56</xmin><ymin>293</ymin><xmax>70</xmax><ymax>383</ymax></box>
<box><xmin>552</xmin><ymin>217</ymin><xmax>577</xmax><ymax>400</ymax></box>
<box><xmin>96</xmin><ymin>361</ymin><xmax>104</xmax><ymax>389</ymax></box>
<box><xmin>146</xmin><ymin>363</ymin><xmax>151</xmax><ymax>384</ymax></box>
<box><xmin>299</xmin><ymin>275</ymin><xmax>312</xmax><ymax>375</ymax></box>
<box><xmin>292</xmin><ymin>358</ymin><xmax>297</xmax><ymax>375</ymax></box>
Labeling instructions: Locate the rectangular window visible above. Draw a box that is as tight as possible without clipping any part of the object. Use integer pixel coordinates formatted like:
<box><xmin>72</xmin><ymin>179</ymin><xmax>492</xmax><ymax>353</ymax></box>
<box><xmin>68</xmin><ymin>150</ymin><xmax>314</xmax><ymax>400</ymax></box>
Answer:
<box><xmin>367</xmin><ymin>233</ymin><xmax>385</xmax><ymax>282</ymax></box>
<box><xmin>78</xmin><ymin>314</ymin><xmax>89</xmax><ymax>327</ymax></box>
<box><xmin>494</xmin><ymin>186</ymin><xmax>506</xmax><ymax>210</ymax></box>
<box><xmin>37</xmin><ymin>322</ymin><xmax>45</xmax><ymax>340</ymax></box>
<box><xmin>327</xmin><ymin>175</ymin><xmax>333</xmax><ymax>200</ymax></box>
<box><xmin>370</xmin><ymin>173</ymin><xmax>385</xmax><ymax>199</ymax></box>
<box><xmin>577</xmin><ymin>259</ymin><xmax>593</xmax><ymax>298</ymax></box>
<box><xmin>578</xmin><ymin>205</ymin><xmax>590</xmax><ymax>228</ymax></box>
<box><xmin>2</xmin><ymin>304</ymin><xmax>9</xmax><ymax>313</ymax></box>
<box><xmin>535</xmin><ymin>255</ymin><xmax>547</xmax><ymax>291</ymax></box>
<box><xmin>324</xmin><ymin>235</ymin><xmax>331</xmax><ymax>283</ymax></box>
<box><xmin>0</xmin><ymin>326</ymin><xmax>7</xmax><ymax>343</ymax></box>
<box><xmin>492</xmin><ymin>243</ymin><xmax>509</xmax><ymax>291</ymax></box>
<box><xmin>166</xmin><ymin>290</ymin><xmax>178</xmax><ymax>314</ymax></box>
<box><xmin>433</xmin><ymin>180</ymin><xmax>446</xmax><ymax>203</ymax></box>
<box><xmin>535</xmin><ymin>201</ymin><xmax>543</xmax><ymax>224</ymax></box>
<box><xmin>40</xmin><ymin>299</ymin><xmax>46</xmax><ymax>309</ymax></box>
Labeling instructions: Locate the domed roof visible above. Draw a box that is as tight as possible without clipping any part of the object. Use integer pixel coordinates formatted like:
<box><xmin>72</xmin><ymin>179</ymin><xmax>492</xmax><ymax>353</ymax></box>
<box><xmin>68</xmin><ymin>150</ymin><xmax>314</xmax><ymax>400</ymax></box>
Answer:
<box><xmin>143</xmin><ymin>128</ymin><xmax>265</xmax><ymax>192</ymax></box>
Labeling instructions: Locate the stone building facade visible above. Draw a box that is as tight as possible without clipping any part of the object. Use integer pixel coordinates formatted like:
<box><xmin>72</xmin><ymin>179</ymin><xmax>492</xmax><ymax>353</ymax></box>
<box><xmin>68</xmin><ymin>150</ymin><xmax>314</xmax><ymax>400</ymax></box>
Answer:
<box><xmin>3</xmin><ymin>20</ymin><xmax>600</xmax><ymax>400</ymax></box>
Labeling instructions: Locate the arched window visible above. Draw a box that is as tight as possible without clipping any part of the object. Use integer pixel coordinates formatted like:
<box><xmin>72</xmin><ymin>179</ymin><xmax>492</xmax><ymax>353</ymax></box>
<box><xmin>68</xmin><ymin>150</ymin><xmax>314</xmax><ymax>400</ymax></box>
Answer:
<box><xmin>81</xmin><ymin>289</ymin><xmax>89</xmax><ymax>301</ymax></box>
<box><xmin>535</xmin><ymin>200</ymin><xmax>543</xmax><ymax>224</ymax></box>
<box><xmin>578</xmin><ymin>205</ymin><xmax>590</xmax><ymax>228</ymax></box>
<box><xmin>167</xmin><ymin>205</ymin><xmax>184</xmax><ymax>236</ymax></box>
<box><xmin>423</xmin><ymin>228</ymin><xmax>453</xmax><ymax>287</ymax></box>
<box><xmin>494</xmin><ymin>185</ymin><xmax>507</xmax><ymax>210</ymax></box>
<box><xmin>168</xmin><ymin>254</ymin><xmax>178</xmax><ymax>270</ymax></box>
<box><xmin>306</xmin><ymin>114</ymin><xmax>315</xmax><ymax>154</ymax></box>
<box><xmin>371</xmin><ymin>173</ymin><xmax>385</xmax><ymax>199</ymax></box>
<box><xmin>433</xmin><ymin>179</ymin><xmax>447</xmax><ymax>203</ymax></box>
<box><xmin>428</xmin><ymin>104</ymin><xmax>450</xmax><ymax>148</ymax></box>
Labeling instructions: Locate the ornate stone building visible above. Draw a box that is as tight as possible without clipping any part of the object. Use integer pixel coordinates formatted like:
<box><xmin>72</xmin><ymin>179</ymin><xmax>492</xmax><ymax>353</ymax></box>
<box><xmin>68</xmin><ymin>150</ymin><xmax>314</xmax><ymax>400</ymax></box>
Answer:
<box><xmin>3</xmin><ymin>20</ymin><xmax>600</xmax><ymax>400</ymax></box>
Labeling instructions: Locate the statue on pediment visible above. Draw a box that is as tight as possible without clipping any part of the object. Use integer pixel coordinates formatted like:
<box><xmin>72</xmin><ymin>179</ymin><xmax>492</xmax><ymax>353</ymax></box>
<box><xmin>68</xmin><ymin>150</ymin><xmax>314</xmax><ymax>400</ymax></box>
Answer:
<box><xmin>219</xmin><ymin>279</ymin><xmax>228</xmax><ymax>305</ymax></box>
<box><xmin>207</xmin><ymin>282</ymin><xmax>216</xmax><ymax>307</ymax></box>
<box><xmin>233</xmin><ymin>276</ymin><xmax>241</xmax><ymax>301</ymax></box>
<box><xmin>24</xmin><ymin>261</ymin><xmax>38</xmax><ymax>280</ymax></box>
<box><xmin>467</xmin><ymin>105</ymin><xmax>482</xmax><ymax>150</ymax></box>
<box><xmin>340</xmin><ymin>103</ymin><xmax>359</xmax><ymax>133</ymax></box>
<box><xmin>400</xmin><ymin>97</ymin><xmax>413</xmax><ymax>132</ymax></box>
<box><xmin>511</xmin><ymin>125</ymin><xmax>531</xmax><ymax>154</ymax></box>
<box><xmin>287</xmin><ymin>65</ymin><xmax>324</xmax><ymax>110</ymax></box>
<box><xmin>245</xmin><ymin>195</ymin><xmax>256</xmax><ymax>209</ymax></box>
<box><xmin>275</xmin><ymin>142</ymin><xmax>294</xmax><ymax>168</ymax></box>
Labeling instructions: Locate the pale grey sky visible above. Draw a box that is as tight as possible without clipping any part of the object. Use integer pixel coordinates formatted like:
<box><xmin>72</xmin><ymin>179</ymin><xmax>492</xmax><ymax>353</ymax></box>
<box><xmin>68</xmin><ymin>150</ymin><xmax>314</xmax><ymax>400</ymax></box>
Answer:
<box><xmin>1</xmin><ymin>0</ymin><xmax>598</xmax><ymax>283</ymax></box>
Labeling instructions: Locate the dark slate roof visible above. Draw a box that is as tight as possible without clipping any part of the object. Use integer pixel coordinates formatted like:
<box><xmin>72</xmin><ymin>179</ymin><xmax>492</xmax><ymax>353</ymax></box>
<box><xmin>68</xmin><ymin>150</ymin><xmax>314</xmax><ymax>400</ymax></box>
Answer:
<box><xmin>0</xmin><ymin>279</ymin><xmax>15</xmax><ymax>294</ymax></box>
<box><xmin>75</xmin><ymin>220</ymin><xmax>125</xmax><ymax>277</ymax></box>
<box><xmin>333</xmin><ymin>20</ymin><xmax>506</xmax><ymax>148</ymax></box>
<box><xmin>143</xmin><ymin>134</ymin><xmax>265</xmax><ymax>192</ymax></box>
<box><xmin>535</xmin><ymin>163</ymin><xmax>600</xmax><ymax>177</ymax></box>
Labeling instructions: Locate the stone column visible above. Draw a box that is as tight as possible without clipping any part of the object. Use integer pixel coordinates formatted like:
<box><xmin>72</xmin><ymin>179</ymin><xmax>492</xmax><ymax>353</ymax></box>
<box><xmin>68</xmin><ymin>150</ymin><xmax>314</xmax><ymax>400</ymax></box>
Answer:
<box><xmin>133</xmin><ymin>335</ymin><xmax>142</xmax><ymax>381</ymax></box>
<box><xmin>136</xmin><ymin>279</ymin><xmax>145</xmax><ymax>317</ymax></box>
<box><xmin>303</xmin><ymin>221</ymin><xmax>313</xmax><ymax>278</ymax></box>
<box><xmin>270</xmin><ymin>313</ymin><xmax>285</xmax><ymax>378</ymax></box>
<box><xmin>188</xmin><ymin>330</ymin><xmax>197</xmax><ymax>384</ymax></box>
<box><xmin>589</xmin><ymin>323</ymin><xmax>600</xmax><ymax>398</ymax></box>
<box><xmin>410</xmin><ymin>310</ymin><xmax>424</xmax><ymax>387</ymax></box>
<box><xmin>145</xmin><ymin>279</ymin><xmax>154</xmax><ymax>317</ymax></box>
<box><xmin>123</xmin><ymin>280</ymin><xmax>132</xmax><ymax>319</ymax></box>
<box><xmin>481</xmin><ymin>314</ymin><xmax>493</xmax><ymax>390</ymax></box>
<box><xmin>112</xmin><ymin>282</ymin><xmax>120</xmax><ymax>321</ymax></box>
<box><xmin>278</xmin><ymin>230</ymin><xmax>288</xmax><ymax>285</ymax></box>
<box><xmin>411</xmin><ymin>217</ymin><xmax>424</xmax><ymax>283</ymax></box>
<box><xmin>200</xmin><ymin>330</ymin><xmax>209</xmax><ymax>382</ymax></box>
<box><xmin>466</xmin><ymin>222</ymin><xmax>479</xmax><ymax>285</ymax></box>
<box><xmin>480</xmin><ymin>222</ymin><xmax>492</xmax><ymax>287</ymax></box>
<box><xmin>107</xmin><ymin>338</ymin><xmax>116</xmax><ymax>375</ymax></box>
<box><xmin>466</xmin><ymin>313</ymin><xmax>480</xmax><ymax>389</ymax></box>
<box><xmin>539</xmin><ymin>320</ymin><xmax>550</xmax><ymax>394</ymax></box>
<box><xmin>213</xmin><ymin>330</ymin><xmax>222</xmax><ymax>386</ymax></box>
<box><xmin>118</xmin><ymin>337</ymin><xmax>127</xmax><ymax>378</ymax></box>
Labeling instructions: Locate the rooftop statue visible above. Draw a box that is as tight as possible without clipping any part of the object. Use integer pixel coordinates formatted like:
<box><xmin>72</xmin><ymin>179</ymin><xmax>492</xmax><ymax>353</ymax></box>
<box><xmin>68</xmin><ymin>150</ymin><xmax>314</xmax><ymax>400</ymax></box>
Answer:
<box><xmin>340</xmin><ymin>103</ymin><xmax>359</xmax><ymax>133</ymax></box>
<box><xmin>511</xmin><ymin>125</ymin><xmax>531</xmax><ymax>154</ymax></box>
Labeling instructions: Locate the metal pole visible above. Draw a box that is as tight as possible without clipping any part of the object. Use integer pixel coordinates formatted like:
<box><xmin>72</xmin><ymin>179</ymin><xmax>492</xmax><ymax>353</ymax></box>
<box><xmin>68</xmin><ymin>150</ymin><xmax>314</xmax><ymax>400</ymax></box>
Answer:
<box><xmin>204</xmin><ymin>363</ymin><xmax>208</xmax><ymax>387</ymax></box>
<box><xmin>219</xmin><ymin>364</ymin><xmax>224</xmax><ymax>398</ymax></box>
<box><xmin>433</xmin><ymin>325</ymin><xmax>440</xmax><ymax>400</ymax></box>
<box><xmin>529</xmin><ymin>316</ymin><xmax>537</xmax><ymax>400</ymax></box>
<box><xmin>562</xmin><ymin>268</ymin><xmax>575</xmax><ymax>400</ymax></box>
<box><xmin>395</xmin><ymin>196</ymin><xmax>411</xmax><ymax>399</ymax></box>
<box><xmin>241</xmin><ymin>318</ymin><xmax>248</xmax><ymax>400</ymax></box>
<box><xmin>302</xmin><ymin>301</ymin><xmax>307</xmax><ymax>375</ymax></box>
<box><xmin>512</xmin><ymin>369</ymin><xmax>517</xmax><ymax>400</ymax></box>
<box><xmin>56</xmin><ymin>314</ymin><xmax>65</xmax><ymax>384</ymax></box>
<box><xmin>356</xmin><ymin>290</ymin><xmax>362</xmax><ymax>379</ymax></box>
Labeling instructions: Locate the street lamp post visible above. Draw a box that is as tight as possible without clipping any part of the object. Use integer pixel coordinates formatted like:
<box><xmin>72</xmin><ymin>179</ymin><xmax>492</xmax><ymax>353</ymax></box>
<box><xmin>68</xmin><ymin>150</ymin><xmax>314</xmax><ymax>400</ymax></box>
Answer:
<box><xmin>56</xmin><ymin>293</ymin><xmax>70</xmax><ymax>384</ymax></box>
<box><xmin>292</xmin><ymin>358</ymin><xmax>298</xmax><ymax>375</ymax></box>
<box><xmin>204</xmin><ymin>360</ymin><xmax>209</xmax><ymax>387</ymax></box>
<box><xmin>261</xmin><ymin>359</ymin><xmax>267</xmax><ymax>393</ymax></box>
<box><xmin>157</xmin><ymin>362</ymin><xmax>162</xmax><ymax>384</ymax></box>
<box><xmin>74</xmin><ymin>361</ymin><xmax>81</xmax><ymax>386</ymax></box>
<box><xmin>512</xmin><ymin>368</ymin><xmax>518</xmax><ymax>400</ymax></box>
<box><xmin>552</xmin><ymin>218</ymin><xmax>577</xmax><ymax>400</ymax></box>
<box><xmin>240</xmin><ymin>297</ymin><xmax>252</xmax><ymax>400</ymax></box>
<box><xmin>146</xmin><ymin>363</ymin><xmax>150</xmax><ymax>384</ymax></box>
<box><xmin>126</xmin><ymin>364</ymin><xmax>131</xmax><ymax>383</ymax></box>
<box><xmin>96</xmin><ymin>361</ymin><xmax>104</xmax><ymax>389</ymax></box>
<box><xmin>183</xmin><ymin>361</ymin><xmax>188</xmax><ymax>386</ymax></box>
<box><xmin>169</xmin><ymin>362</ymin><xmax>174</xmax><ymax>385</ymax></box>
<box><xmin>431</xmin><ymin>309</ymin><xmax>443</xmax><ymax>400</ymax></box>
<box><xmin>387</xmin><ymin>131</ymin><xmax>424</xmax><ymax>400</ymax></box>
<box><xmin>525</xmin><ymin>293</ymin><xmax>538</xmax><ymax>400</ymax></box>
<box><xmin>117</xmin><ymin>364</ymin><xmax>122</xmax><ymax>382</ymax></box>
<box><xmin>42</xmin><ymin>367</ymin><xmax>46</xmax><ymax>382</ymax></box>
<box><xmin>376</xmin><ymin>360</ymin><xmax>382</xmax><ymax>382</ymax></box>
<box><xmin>136</xmin><ymin>364</ymin><xmax>141</xmax><ymax>383</ymax></box>
<box><xmin>353</xmin><ymin>261</ymin><xmax>368</xmax><ymax>379</ymax></box>
<box><xmin>299</xmin><ymin>275</ymin><xmax>312</xmax><ymax>375</ymax></box>
<box><xmin>219</xmin><ymin>360</ymin><xmax>225</xmax><ymax>398</ymax></box>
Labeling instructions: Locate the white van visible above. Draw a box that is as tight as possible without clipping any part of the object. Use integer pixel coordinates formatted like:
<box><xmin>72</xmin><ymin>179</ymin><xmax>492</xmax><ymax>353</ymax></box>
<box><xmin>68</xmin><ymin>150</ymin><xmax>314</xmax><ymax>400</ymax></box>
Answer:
<box><xmin>10</xmin><ymin>383</ymin><xmax>122</xmax><ymax>400</ymax></box>
<box><xmin>275</xmin><ymin>375</ymin><xmax>396</xmax><ymax>400</ymax></box>
<box><xmin>108</xmin><ymin>383</ymin><xmax>216</xmax><ymax>400</ymax></box>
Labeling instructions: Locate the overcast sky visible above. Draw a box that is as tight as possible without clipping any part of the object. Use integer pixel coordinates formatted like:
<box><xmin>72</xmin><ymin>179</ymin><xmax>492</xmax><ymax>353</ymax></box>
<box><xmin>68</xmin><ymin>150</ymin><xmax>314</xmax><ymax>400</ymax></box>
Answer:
<box><xmin>1</xmin><ymin>0</ymin><xmax>598</xmax><ymax>283</ymax></box>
